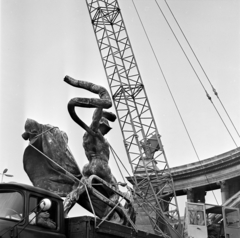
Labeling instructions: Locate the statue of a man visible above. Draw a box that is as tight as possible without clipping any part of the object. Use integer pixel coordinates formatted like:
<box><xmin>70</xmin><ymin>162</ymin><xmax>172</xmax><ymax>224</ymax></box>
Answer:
<box><xmin>63</xmin><ymin>76</ymin><xmax>118</xmax><ymax>215</ymax></box>
<box><xmin>64</xmin><ymin>75</ymin><xmax>117</xmax><ymax>183</ymax></box>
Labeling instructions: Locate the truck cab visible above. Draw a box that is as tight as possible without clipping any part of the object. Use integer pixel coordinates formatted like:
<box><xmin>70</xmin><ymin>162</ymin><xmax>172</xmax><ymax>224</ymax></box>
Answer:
<box><xmin>0</xmin><ymin>182</ymin><xmax>66</xmax><ymax>238</ymax></box>
<box><xmin>0</xmin><ymin>182</ymin><xmax>164</xmax><ymax>238</ymax></box>
<box><xmin>184</xmin><ymin>201</ymin><xmax>240</xmax><ymax>238</ymax></box>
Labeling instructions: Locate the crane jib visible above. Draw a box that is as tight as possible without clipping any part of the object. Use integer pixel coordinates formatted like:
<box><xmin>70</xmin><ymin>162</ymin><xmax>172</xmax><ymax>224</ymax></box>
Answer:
<box><xmin>86</xmin><ymin>0</ymin><xmax>182</xmax><ymax>237</ymax></box>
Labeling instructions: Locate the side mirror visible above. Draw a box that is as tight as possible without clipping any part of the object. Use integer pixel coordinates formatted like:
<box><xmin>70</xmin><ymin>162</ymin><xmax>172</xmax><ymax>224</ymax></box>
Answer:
<box><xmin>40</xmin><ymin>198</ymin><xmax>52</xmax><ymax>211</ymax></box>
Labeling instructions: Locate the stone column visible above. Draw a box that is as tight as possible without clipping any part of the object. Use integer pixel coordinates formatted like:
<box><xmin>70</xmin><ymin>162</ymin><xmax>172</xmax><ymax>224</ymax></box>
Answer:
<box><xmin>193</xmin><ymin>187</ymin><xmax>206</xmax><ymax>203</ymax></box>
<box><xmin>227</xmin><ymin>177</ymin><xmax>240</xmax><ymax>200</ymax></box>
<box><xmin>218</xmin><ymin>180</ymin><xmax>227</xmax><ymax>203</ymax></box>
<box><xmin>185</xmin><ymin>187</ymin><xmax>206</xmax><ymax>203</ymax></box>
<box><xmin>186</xmin><ymin>188</ymin><xmax>194</xmax><ymax>202</ymax></box>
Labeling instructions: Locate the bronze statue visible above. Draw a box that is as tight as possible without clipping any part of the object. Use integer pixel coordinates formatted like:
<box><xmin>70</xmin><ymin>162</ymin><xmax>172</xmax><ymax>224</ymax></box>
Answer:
<box><xmin>63</xmin><ymin>76</ymin><xmax>119</xmax><ymax>216</ymax></box>
<box><xmin>22</xmin><ymin>118</ymin><xmax>131</xmax><ymax>224</ymax></box>
<box><xmin>22</xmin><ymin>78</ymin><xmax>136</xmax><ymax>226</ymax></box>
<box><xmin>22</xmin><ymin>118</ymin><xmax>81</xmax><ymax>196</ymax></box>
<box><xmin>64</xmin><ymin>75</ymin><xmax>117</xmax><ymax>185</ymax></box>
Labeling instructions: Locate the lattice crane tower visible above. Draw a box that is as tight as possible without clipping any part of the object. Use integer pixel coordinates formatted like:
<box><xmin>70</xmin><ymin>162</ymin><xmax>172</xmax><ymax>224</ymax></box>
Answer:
<box><xmin>85</xmin><ymin>0</ymin><xmax>181</xmax><ymax>236</ymax></box>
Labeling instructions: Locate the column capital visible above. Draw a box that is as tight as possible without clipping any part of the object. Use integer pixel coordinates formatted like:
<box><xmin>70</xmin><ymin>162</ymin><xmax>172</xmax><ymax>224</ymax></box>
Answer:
<box><xmin>183</xmin><ymin>187</ymin><xmax>192</xmax><ymax>192</ymax></box>
<box><xmin>219</xmin><ymin>180</ymin><xmax>228</xmax><ymax>203</ymax></box>
<box><xmin>186</xmin><ymin>188</ymin><xmax>194</xmax><ymax>202</ymax></box>
<box><xmin>217</xmin><ymin>180</ymin><xmax>226</xmax><ymax>187</ymax></box>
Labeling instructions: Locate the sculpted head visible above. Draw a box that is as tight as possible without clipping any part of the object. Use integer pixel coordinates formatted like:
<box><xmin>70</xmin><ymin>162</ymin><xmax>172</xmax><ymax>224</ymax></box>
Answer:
<box><xmin>99</xmin><ymin>117</ymin><xmax>112</xmax><ymax>135</ymax></box>
<box><xmin>22</xmin><ymin>118</ymin><xmax>42</xmax><ymax>142</ymax></box>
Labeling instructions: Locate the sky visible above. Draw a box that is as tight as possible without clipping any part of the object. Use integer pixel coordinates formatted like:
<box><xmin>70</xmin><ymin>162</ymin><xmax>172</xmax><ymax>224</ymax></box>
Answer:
<box><xmin>1</xmin><ymin>0</ymin><xmax>240</xmax><ymax>216</ymax></box>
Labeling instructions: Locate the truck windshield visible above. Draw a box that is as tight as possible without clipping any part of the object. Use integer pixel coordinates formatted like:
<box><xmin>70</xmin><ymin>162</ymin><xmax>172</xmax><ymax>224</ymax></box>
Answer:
<box><xmin>225</xmin><ymin>208</ymin><xmax>240</xmax><ymax>228</ymax></box>
<box><xmin>188</xmin><ymin>203</ymin><xmax>205</xmax><ymax>226</ymax></box>
<box><xmin>0</xmin><ymin>191</ymin><xmax>23</xmax><ymax>221</ymax></box>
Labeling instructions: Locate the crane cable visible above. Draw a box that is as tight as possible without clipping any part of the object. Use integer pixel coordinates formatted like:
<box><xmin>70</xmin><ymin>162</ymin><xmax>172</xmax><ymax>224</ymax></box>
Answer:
<box><xmin>154</xmin><ymin>0</ymin><xmax>238</xmax><ymax>147</ymax></box>
<box><xmin>131</xmin><ymin>0</ymin><xmax>220</xmax><ymax>205</ymax></box>
<box><xmin>163</xmin><ymin>0</ymin><xmax>240</xmax><ymax>140</ymax></box>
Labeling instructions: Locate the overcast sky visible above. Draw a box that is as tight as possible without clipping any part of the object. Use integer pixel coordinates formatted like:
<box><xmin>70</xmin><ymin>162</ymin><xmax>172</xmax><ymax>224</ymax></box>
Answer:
<box><xmin>1</xmin><ymin>0</ymin><xmax>240</xmax><ymax>215</ymax></box>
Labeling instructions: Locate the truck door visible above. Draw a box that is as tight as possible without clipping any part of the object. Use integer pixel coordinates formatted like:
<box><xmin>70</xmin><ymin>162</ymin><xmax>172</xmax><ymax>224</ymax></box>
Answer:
<box><xmin>184</xmin><ymin>202</ymin><xmax>207</xmax><ymax>238</ymax></box>
<box><xmin>18</xmin><ymin>195</ymin><xmax>66</xmax><ymax>238</ymax></box>
<box><xmin>223</xmin><ymin>206</ymin><xmax>240</xmax><ymax>238</ymax></box>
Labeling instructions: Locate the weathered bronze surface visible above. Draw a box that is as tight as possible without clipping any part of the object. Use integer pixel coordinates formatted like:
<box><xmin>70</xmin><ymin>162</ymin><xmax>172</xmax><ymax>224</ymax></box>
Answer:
<box><xmin>22</xmin><ymin>77</ymin><xmax>136</xmax><ymax>226</ymax></box>
<box><xmin>22</xmin><ymin>118</ymin><xmax>81</xmax><ymax>196</ymax></box>
<box><xmin>64</xmin><ymin>76</ymin><xmax>117</xmax><ymax>184</ymax></box>
<box><xmin>63</xmin><ymin>76</ymin><xmax>119</xmax><ymax>216</ymax></box>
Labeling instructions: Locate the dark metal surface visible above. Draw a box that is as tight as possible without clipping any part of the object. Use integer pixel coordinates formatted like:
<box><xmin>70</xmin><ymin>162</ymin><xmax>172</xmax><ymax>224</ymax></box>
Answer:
<box><xmin>66</xmin><ymin>216</ymin><xmax>164</xmax><ymax>238</ymax></box>
<box><xmin>62</xmin><ymin>77</ymin><xmax>133</xmax><ymax>223</ymax></box>
<box><xmin>22</xmin><ymin>119</ymin><xmax>81</xmax><ymax>197</ymax></box>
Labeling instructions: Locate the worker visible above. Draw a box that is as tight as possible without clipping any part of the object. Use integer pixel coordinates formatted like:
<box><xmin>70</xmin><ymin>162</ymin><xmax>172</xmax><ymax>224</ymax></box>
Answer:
<box><xmin>29</xmin><ymin>211</ymin><xmax>56</xmax><ymax>229</ymax></box>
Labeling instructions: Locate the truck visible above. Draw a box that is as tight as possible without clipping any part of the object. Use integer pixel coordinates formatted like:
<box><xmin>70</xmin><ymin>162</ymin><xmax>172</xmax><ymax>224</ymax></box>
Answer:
<box><xmin>0</xmin><ymin>182</ymin><xmax>163</xmax><ymax>238</ymax></box>
<box><xmin>1</xmin><ymin>182</ymin><xmax>240</xmax><ymax>238</ymax></box>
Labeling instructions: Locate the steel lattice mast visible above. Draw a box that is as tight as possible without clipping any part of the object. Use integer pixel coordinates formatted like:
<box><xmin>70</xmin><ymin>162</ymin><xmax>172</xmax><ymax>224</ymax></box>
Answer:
<box><xmin>85</xmin><ymin>0</ymin><xmax>181</xmax><ymax>236</ymax></box>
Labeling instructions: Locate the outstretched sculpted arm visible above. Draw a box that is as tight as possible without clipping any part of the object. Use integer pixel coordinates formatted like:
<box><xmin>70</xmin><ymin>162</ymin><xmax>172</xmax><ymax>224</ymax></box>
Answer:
<box><xmin>67</xmin><ymin>98</ymin><xmax>95</xmax><ymax>136</ymax></box>
<box><xmin>102</xmin><ymin>111</ymin><xmax>117</xmax><ymax>122</ymax></box>
<box><xmin>91</xmin><ymin>108</ymin><xmax>102</xmax><ymax>133</ymax></box>
<box><xmin>64</xmin><ymin>76</ymin><xmax>100</xmax><ymax>93</ymax></box>
<box><xmin>64</xmin><ymin>76</ymin><xmax>95</xmax><ymax>135</ymax></box>
<box><xmin>64</xmin><ymin>75</ymin><xmax>112</xmax><ymax>108</ymax></box>
<box><xmin>64</xmin><ymin>75</ymin><xmax>114</xmax><ymax>135</ymax></box>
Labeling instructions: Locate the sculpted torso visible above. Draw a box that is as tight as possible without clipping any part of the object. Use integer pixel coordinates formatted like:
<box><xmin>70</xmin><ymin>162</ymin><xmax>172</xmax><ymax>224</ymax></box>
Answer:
<box><xmin>82</xmin><ymin>131</ymin><xmax>112</xmax><ymax>183</ymax></box>
<box><xmin>63</xmin><ymin>77</ymin><xmax>136</xmax><ymax>226</ymax></box>
<box><xmin>64</xmin><ymin>76</ymin><xmax>115</xmax><ymax>183</ymax></box>
<box><xmin>83</xmin><ymin>131</ymin><xmax>110</xmax><ymax>162</ymax></box>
